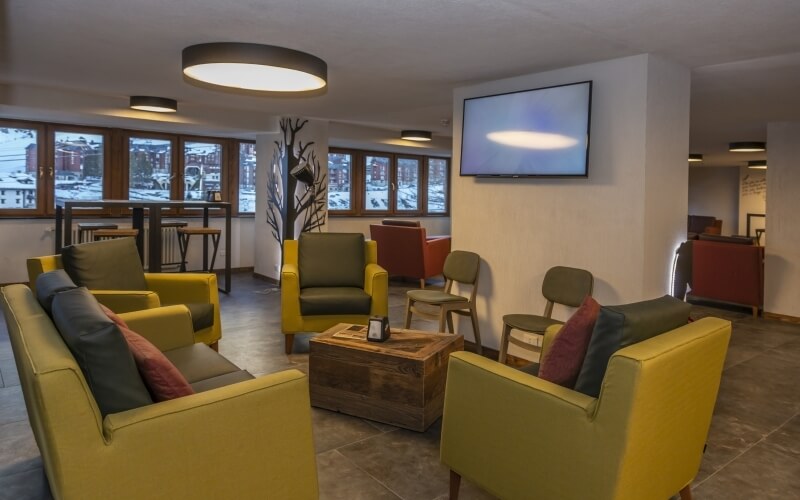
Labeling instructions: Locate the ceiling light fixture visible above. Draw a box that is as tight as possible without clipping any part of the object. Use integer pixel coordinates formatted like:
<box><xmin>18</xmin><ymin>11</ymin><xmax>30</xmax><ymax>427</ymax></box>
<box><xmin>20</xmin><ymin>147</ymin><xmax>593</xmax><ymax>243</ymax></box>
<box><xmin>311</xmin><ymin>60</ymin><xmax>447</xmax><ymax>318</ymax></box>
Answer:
<box><xmin>729</xmin><ymin>141</ymin><xmax>766</xmax><ymax>152</ymax></box>
<box><xmin>688</xmin><ymin>154</ymin><xmax>703</xmax><ymax>162</ymax></box>
<box><xmin>401</xmin><ymin>130</ymin><xmax>432</xmax><ymax>142</ymax></box>
<box><xmin>129</xmin><ymin>96</ymin><xmax>177</xmax><ymax>113</ymax></box>
<box><xmin>747</xmin><ymin>160</ymin><xmax>768</xmax><ymax>170</ymax></box>
<box><xmin>182</xmin><ymin>42</ymin><xmax>327</xmax><ymax>95</ymax></box>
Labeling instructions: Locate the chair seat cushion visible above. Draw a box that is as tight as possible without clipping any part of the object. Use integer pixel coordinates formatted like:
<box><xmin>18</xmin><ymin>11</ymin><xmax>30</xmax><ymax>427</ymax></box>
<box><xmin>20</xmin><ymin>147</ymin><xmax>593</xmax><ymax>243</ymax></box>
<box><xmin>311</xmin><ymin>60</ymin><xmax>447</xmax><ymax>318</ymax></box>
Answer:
<box><xmin>190</xmin><ymin>370</ymin><xmax>255</xmax><ymax>393</ymax></box>
<box><xmin>185</xmin><ymin>302</ymin><xmax>215</xmax><ymax>332</ymax></box>
<box><xmin>299</xmin><ymin>287</ymin><xmax>371</xmax><ymax>316</ymax></box>
<box><xmin>502</xmin><ymin>314</ymin><xmax>563</xmax><ymax>333</ymax></box>
<box><xmin>163</xmin><ymin>344</ymin><xmax>241</xmax><ymax>384</ymax></box>
<box><xmin>407</xmin><ymin>289</ymin><xmax>468</xmax><ymax>304</ymax></box>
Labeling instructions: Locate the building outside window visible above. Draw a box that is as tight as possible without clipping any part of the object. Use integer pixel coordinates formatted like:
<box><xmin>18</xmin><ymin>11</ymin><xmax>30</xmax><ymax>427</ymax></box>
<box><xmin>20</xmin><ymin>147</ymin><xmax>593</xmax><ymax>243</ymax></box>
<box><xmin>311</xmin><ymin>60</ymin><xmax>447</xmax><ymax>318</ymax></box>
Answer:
<box><xmin>0</xmin><ymin>127</ymin><xmax>38</xmax><ymax>210</ymax></box>
<box><xmin>129</xmin><ymin>137</ymin><xmax>173</xmax><ymax>200</ymax></box>
<box><xmin>53</xmin><ymin>131</ymin><xmax>104</xmax><ymax>206</ymax></box>
<box><xmin>238</xmin><ymin>142</ymin><xmax>256</xmax><ymax>213</ymax></box>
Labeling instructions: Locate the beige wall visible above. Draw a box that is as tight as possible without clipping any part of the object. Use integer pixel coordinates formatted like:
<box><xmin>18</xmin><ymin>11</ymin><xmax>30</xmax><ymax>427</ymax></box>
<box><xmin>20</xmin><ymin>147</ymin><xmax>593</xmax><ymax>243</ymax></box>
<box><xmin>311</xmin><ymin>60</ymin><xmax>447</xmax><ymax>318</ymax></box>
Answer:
<box><xmin>451</xmin><ymin>54</ymin><xmax>690</xmax><ymax>358</ymax></box>
<box><xmin>764</xmin><ymin>122</ymin><xmax>800</xmax><ymax>317</ymax></box>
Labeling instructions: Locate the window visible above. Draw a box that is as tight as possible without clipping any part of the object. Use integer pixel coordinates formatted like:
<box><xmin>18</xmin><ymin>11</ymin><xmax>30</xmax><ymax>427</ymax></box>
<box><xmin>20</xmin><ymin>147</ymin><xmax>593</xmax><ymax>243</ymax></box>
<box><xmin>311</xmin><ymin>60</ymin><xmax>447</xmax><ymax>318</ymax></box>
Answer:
<box><xmin>0</xmin><ymin>126</ymin><xmax>39</xmax><ymax>211</ymax></box>
<box><xmin>238</xmin><ymin>142</ymin><xmax>256</xmax><ymax>214</ymax></box>
<box><xmin>183</xmin><ymin>140</ymin><xmax>222</xmax><ymax>201</ymax></box>
<box><xmin>53</xmin><ymin>130</ymin><xmax>105</xmax><ymax>206</ymax></box>
<box><xmin>128</xmin><ymin>136</ymin><xmax>173</xmax><ymax>201</ymax></box>
<box><xmin>328</xmin><ymin>149</ymin><xmax>449</xmax><ymax>217</ymax></box>
<box><xmin>327</xmin><ymin>151</ymin><xmax>352</xmax><ymax>212</ymax></box>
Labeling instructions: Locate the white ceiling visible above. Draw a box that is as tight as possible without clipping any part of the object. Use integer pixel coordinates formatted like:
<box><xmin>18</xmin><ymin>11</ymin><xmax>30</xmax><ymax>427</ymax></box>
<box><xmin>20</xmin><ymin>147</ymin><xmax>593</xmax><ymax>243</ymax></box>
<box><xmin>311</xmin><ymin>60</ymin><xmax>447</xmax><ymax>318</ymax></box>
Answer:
<box><xmin>2</xmin><ymin>0</ymin><xmax>800</xmax><ymax>166</ymax></box>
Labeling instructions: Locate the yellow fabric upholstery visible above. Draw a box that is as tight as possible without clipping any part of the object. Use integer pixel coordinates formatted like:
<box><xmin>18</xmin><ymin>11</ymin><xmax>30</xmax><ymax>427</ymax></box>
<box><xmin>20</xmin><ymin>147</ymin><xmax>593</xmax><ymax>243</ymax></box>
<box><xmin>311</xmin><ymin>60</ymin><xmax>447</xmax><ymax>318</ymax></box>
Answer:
<box><xmin>26</xmin><ymin>254</ymin><xmax>221</xmax><ymax>346</ymax></box>
<box><xmin>1</xmin><ymin>284</ymin><xmax>319</xmax><ymax>500</ymax></box>
<box><xmin>281</xmin><ymin>239</ymin><xmax>388</xmax><ymax>353</ymax></box>
<box><xmin>441</xmin><ymin>317</ymin><xmax>731</xmax><ymax>500</ymax></box>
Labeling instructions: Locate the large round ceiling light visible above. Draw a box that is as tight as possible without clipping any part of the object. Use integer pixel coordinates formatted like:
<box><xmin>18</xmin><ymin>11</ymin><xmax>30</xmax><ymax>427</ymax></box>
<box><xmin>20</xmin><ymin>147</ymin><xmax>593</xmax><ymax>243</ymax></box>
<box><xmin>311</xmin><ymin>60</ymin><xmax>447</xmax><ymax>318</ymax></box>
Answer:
<box><xmin>182</xmin><ymin>43</ymin><xmax>327</xmax><ymax>94</ymax></box>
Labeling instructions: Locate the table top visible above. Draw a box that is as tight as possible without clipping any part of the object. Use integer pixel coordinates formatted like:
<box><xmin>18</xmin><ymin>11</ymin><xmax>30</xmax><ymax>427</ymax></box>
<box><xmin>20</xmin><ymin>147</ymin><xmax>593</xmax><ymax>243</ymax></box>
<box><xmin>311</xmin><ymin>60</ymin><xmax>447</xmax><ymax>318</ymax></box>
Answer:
<box><xmin>312</xmin><ymin>323</ymin><xmax>463</xmax><ymax>360</ymax></box>
<box><xmin>61</xmin><ymin>199</ymin><xmax>231</xmax><ymax>209</ymax></box>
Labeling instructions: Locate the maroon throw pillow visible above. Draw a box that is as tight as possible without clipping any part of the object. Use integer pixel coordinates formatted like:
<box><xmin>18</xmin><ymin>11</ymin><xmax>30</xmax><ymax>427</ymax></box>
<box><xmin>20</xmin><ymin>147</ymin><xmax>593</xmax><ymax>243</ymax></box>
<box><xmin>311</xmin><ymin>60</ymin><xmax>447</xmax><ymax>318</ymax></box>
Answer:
<box><xmin>538</xmin><ymin>296</ymin><xmax>601</xmax><ymax>388</ymax></box>
<box><xmin>99</xmin><ymin>305</ymin><xmax>194</xmax><ymax>402</ymax></box>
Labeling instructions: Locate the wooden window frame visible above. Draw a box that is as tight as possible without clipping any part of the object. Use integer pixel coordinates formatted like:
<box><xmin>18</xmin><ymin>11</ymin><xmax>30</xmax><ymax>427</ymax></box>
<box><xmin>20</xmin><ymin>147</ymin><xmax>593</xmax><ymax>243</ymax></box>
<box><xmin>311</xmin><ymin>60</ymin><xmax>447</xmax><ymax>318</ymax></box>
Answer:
<box><xmin>234</xmin><ymin>140</ymin><xmax>256</xmax><ymax>216</ymax></box>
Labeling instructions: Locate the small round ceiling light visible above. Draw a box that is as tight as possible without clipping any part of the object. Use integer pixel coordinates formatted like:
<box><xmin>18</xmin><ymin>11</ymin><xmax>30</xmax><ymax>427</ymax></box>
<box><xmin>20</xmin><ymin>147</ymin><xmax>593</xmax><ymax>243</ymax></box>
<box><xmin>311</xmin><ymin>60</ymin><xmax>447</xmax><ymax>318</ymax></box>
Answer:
<box><xmin>747</xmin><ymin>160</ymin><xmax>767</xmax><ymax>170</ymax></box>
<box><xmin>401</xmin><ymin>130</ymin><xmax>432</xmax><ymax>142</ymax></box>
<box><xmin>129</xmin><ymin>96</ymin><xmax>177</xmax><ymax>113</ymax></box>
<box><xmin>729</xmin><ymin>141</ymin><xmax>766</xmax><ymax>152</ymax></box>
<box><xmin>688</xmin><ymin>154</ymin><xmax>703</xmax><ymax>162</ymax></box>
<box><xmin>182</xmin><ymin>42</ymin><xmax>327</xmax><ymax>95</ymax></box>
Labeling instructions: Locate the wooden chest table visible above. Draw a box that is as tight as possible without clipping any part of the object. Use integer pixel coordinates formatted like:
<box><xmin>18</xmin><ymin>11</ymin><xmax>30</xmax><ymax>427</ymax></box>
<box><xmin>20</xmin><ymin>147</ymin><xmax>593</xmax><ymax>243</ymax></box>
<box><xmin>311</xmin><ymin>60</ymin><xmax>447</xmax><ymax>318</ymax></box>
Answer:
<box><xmin>309</xmin><ymin>324</ymin><xmax>464</xmax><ymax>431</ymax></box>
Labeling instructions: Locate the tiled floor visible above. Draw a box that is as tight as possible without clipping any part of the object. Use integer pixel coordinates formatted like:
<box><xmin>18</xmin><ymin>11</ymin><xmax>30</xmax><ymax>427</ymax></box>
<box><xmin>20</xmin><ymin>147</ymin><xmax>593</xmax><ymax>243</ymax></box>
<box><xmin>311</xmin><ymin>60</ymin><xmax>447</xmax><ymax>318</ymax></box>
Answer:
<box><xmin>1</xmin><ymin>274</ymin><xmax>799</xmax><ymax>499</ymax></box>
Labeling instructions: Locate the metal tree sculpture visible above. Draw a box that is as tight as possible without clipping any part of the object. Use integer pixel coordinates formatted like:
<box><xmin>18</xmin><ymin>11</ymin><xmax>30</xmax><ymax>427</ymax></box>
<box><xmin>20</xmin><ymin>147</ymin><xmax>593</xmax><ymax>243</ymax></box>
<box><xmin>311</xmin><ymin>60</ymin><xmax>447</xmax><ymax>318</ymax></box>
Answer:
<box><xmin>265</xmin><ymin>118</ymin><xmax>328</xmax><ymax>250</ymax></box>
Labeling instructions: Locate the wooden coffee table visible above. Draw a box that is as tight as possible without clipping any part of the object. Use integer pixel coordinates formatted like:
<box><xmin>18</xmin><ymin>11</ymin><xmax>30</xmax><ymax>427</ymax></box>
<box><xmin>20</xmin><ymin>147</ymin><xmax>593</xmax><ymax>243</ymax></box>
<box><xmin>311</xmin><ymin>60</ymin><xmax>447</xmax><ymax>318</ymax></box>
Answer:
<box><xmin>309</xmin><ymin>323</ymin><xmax>464</xmax><ymax>431</ymax></box>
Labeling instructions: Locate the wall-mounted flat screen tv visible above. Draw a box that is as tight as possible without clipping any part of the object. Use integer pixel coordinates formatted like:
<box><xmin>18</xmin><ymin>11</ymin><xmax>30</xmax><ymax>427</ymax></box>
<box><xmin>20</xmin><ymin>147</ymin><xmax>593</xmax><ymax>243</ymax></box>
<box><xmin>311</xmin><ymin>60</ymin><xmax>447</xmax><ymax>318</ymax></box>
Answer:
<box><xmin>460</xmin><ymin>80</ymin><xmax>592</xmax><ymax>177</ymax></box>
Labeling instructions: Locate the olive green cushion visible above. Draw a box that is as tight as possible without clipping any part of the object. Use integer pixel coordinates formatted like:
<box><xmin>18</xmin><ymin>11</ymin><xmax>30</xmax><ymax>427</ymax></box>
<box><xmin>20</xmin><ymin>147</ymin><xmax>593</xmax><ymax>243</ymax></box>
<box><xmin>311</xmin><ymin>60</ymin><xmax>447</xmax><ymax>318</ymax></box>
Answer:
<box><xmin>185</xmin><ymin>302</ymin><xmax>215</xmax><ymax>332</ymax></box>
<box><xmin>51</xmin><ymin>287</ymin><xmax>152</xmax><ymax>417</ymax></box>
<box><xmin>61</xmin><ymin>238</ymin><xmax>147</xmax><ymax>291</ymax></box>
<box><xmin>574</xmin><ymin>295</ymin><xmax>691</xmax><ymax>398</ymax></box>
<box><xmin>298</xmin><ymin>233</ymin><xmax>365</xmax><ymax>289</ymax></box>
<box><xmin>299</xmin><ymin>287</ymin><xmax>371</xmax><ymax>316</ymax></box>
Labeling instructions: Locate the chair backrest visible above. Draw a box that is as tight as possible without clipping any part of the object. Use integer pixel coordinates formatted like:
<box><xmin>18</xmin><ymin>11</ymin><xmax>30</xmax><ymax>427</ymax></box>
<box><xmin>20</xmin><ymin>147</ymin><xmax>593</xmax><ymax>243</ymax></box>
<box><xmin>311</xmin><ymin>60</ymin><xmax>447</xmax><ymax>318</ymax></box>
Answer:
<box><xmin>369</xmin><ymin>224</ymin><xmax>427</xmax><ymax>276</ymax></box>
<box><xmin>297</xmin><ymin>232</ymin><xmax>366</xmax><ymax>288</ymax></box>
<box><xmin>541</xmin><ymin>266</ymin><xmax>594</xmax><ymax>312</ymax></box>
<box><xmin>381</xmin><ymin>219</ymin><xmax>420</xmax><ymax>227</ymax></box>
<box><xmin>61</xmin><ymin>238</ymin><xmax>147</xmax><ymax>291</ymax></box>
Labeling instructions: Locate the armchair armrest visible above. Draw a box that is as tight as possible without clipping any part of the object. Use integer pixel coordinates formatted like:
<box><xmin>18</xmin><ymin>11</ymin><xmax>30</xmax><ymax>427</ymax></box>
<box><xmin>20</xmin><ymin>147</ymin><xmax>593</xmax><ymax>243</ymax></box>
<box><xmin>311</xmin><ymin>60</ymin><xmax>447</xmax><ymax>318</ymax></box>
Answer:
<box><xmin>118</xmin><ymin>305</ymin><xmax>195</xmax><ymax>351</ymax></box>
<box><xmin>99</xmin><ymin>370</ymin><xmax>318</xmax><ymax>499</ymax></box>
<box><xmin>144</xmin><ymin>272</ymin><xmax>218</xmax><ymax>306</ymax></box>
<box><xmin>281</xmin><ymin>263</ymin><xmax>302</xmax><ymax>331</ymax></box>
<box><xmin>364</xmin><ymin>262</ymin><xmax>388</xmax><ymax>316</ymax></box>
<box><xmin>441</xmin><ymin>352</ymin><xmax>597</xmax><ymax>498</ymax></box>
<box><xmin>91</xmin><ymin>290</ymin><xmax>161</xmax><ymax>313</ymax></box>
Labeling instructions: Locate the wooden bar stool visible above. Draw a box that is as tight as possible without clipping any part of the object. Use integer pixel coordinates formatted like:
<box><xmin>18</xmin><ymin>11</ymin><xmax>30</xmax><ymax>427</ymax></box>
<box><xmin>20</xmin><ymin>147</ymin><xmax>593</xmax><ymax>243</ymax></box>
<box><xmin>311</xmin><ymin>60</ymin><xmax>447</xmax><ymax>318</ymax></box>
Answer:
<box><xmin>177</xmin><ymin>227</ymin><xmax>221</xmax><ymax>272</ymax></box>
<box><xmin>93</xmin><ymin>228</ymin><xmax>139</xmax><ymax>241</ymax></box>
<box><xmin>77</xmin><ymin>222</ymin><xmax>119</xmax><ymax>243</ymax></box>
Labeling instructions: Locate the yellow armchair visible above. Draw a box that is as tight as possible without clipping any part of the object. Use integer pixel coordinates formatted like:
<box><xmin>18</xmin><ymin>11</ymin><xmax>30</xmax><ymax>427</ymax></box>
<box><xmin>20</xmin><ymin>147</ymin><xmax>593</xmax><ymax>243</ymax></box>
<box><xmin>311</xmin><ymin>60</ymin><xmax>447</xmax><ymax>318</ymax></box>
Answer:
<box><xmin>27</xmin><ymin>247</ymin><xmax>221</xmax><ymax>348</ymax></box>
<box><xmin>281</xmin><ymin>233</ymin><xmax>388</xmax><ymax>354</ymax></box>
<box><xmin>441</xmin><ymin>317</ymin><xmax>731</xmax><ymax>500</ymax></box>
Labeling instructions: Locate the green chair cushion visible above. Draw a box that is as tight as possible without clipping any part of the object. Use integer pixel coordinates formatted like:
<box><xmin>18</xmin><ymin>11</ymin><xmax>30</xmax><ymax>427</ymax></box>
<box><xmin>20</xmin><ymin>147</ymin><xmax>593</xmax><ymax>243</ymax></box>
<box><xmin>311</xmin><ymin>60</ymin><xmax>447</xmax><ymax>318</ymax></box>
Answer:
<box><xmin>574</xmin><ymin>295</ymin><xmax>691</xmax><ymax>398</ymax></box>
<box><xmin>299</xmin><ymin>287</ymin><xmax>371</xmax><ymax>316</ymax></box>
<box><xmin>35</xmin><ymin>270</ymin><xmax>77</xmax><ymax>315</ymax></box>
<box><xmin>185</xmin><ymin>302</ymin><xmax>215</xmax><ymax>332</ymax></box>
<box><xmin>407</xmin><ymin>289</ymin><xmax>469</xmax><ymax>304</ymax></box>
<box><xmin>61</xmin><ymin>238</ymin><xmax>147</xmax><ymax>291</ymax></box>
<box><xmin>298</xmin><ymin>233</ymin><xmax>365</xmax><ymax>289</ymax></box>
<box><xmin>51</xmin><ymin>287</ymin><xmax>152</xmax><ymax>416</ymax></box>
<box><xmin>502</xmin><ymin>314</ymin><xmax>564</xmax><ymax>333</ymax></box>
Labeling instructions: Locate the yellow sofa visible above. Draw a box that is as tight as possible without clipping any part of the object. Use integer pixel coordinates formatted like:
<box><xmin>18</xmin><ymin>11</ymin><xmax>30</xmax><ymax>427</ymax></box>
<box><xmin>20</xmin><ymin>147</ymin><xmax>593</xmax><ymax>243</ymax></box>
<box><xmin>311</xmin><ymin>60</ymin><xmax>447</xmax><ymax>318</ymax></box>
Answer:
<box><xmin>441</xmin><ymin>317</ymin><xmax>731</xmax><ymax>500</ymax></box>
<box><xmin>281</xmin><ymin>235</ymin><xmax>388</xmax><ymax>354</ymax></box>
<box><xmin>1</xmin><ymin>283</ymin><xmax>319</xmax><ymax>500</ymax></box>
<box><xmin>27</xmin><ymin>253</ymin><xmax>221</xmax><ymax>347</ymax></box>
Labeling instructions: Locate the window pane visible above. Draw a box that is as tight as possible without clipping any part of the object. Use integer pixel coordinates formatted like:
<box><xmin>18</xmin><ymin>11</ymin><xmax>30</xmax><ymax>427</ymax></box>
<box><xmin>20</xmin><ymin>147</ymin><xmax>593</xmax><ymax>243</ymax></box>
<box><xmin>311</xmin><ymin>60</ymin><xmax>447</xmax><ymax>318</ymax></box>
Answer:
<box><xmin>184</xmin><ymin>141</ymin><xmax>222</xmax><ymax>201</ymax></box>
<box><xmin>0</xmin><ymin>127</ymin><xmax>38</xmax><ymax>209</ymax></box>
<box><xmin>129</xmin><ymin>138</ymin><xmax>172</xmax><ymax>200</ymax></box>
<box><xmin>395</xmin><ymin>158</ymin><xmax>420</xmax><ymax>211</ymax></box>
<box><xmin>427</xmin><ymin>158</ymin><xmax>448</xmax><ymax>213</ymax></box>
<box><xmin>54</xmin><ymin>131</ymin><xmax>104</xmax><ymax>206</ymax></box>
<box><xmin>328</xmin><ymin>152</ymin><xmax>351</xmax><ymax>210</ymax></box>
<box><xmin>238</xmin><ymin>143</ymin><xmax>256</xmax><ymax>213</ymax></box>
<box><xmin>364</xmin><ymin>155</ymin><xmax>390</xmax><ymax>211</ymax></box>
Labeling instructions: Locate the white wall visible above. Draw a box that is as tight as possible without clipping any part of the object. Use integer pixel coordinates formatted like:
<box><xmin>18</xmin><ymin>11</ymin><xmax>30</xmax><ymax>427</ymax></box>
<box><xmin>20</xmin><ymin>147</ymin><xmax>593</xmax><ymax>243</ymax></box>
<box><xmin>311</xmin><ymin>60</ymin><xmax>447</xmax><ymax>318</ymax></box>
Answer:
<box><xmin>451</xmin><ymin>54</ymin><xmax>690</xmax><ymax>358</ymax></box>
<box><xmin>688</xmin><ymin>166</ymin><xmax>740</xmax><ymax>235</ymax></box>
<box><xmin>764</xmin><ymin>122</ymin><xmax>800</xmax><ymax>317</ymax></box>
<box><xmin>738</xmin><ymin>167</ymin><xmax>766</xmax><ymax>237</ymax></box>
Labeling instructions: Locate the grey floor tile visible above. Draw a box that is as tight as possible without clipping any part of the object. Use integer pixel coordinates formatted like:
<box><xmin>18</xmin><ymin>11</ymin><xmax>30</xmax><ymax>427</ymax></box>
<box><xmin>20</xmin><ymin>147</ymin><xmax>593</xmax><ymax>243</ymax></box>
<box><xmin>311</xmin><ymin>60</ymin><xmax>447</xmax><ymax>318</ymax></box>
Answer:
<box><xmin>317</xmin><ymin>449</ymin><xmax>400</xmax><ymax>500</ymax></box>
<box><xmin>0</xmin><ymin>422</ymin><xmax>41</xmax><ymax>477</ymax></box>
<box><xmin>0</xmin><ymin>386</ymin><xmax>27</xmax><ymax>426</ymax></box>
<box><xmin>312</xmin><ymin>407</ymin><xmax>383</xmax><ymax>454</ymax></box>
<box><xmin>0</xmin><ymin>465</ymin><xmax>51</xmax><ymax>500</ymax></box>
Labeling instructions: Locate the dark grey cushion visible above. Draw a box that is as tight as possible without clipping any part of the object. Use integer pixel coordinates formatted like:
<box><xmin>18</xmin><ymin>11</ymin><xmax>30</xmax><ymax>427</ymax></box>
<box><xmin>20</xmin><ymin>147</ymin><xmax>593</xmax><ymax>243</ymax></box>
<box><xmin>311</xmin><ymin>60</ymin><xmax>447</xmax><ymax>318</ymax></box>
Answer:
<box><xmin>185</xmin><ymin>302</ymin><xmax>215</xmax><ymax>332</ymax></box>
<box><xmin>298</xmin><ymin>233</ymin><xmax>365</xmax><ymax>289</ymax></box>
<box><xmin>162</xmin><ymin>344</ymin><xmax>241</xmax><ymax>384</ymax></box>
<box><xmin>299</xmin><ymin>287</ymin><xmax>371</xmax><ymax>316</ymax></box>
<box><xmin>35</xmin><ymin>270</ymin><xmax>77</xmax><ymax>315</ymax></box>
<box><xmin>190</xmin><ymin>370</ymin><xmax>255</xmax><ymax>393</ymax></box>
<box><xmin>61</xmin><ymin>238</ymin><xmax>148</xmax><ymax>291</ymax></box>
<box><xmin>51</xmin><ymin>287</ymin><xmax>152</xmax><ymax>416</ymax></box>
<box><xmin>573</xmin><ymin>295</ymin><xmax>691</xmax><ymax>398</ymax></box>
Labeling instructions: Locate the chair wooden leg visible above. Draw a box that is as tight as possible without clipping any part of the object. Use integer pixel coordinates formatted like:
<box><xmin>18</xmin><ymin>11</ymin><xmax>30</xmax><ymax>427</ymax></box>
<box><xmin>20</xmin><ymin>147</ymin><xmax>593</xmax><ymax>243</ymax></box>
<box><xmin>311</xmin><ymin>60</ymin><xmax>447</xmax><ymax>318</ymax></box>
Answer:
<box><xmin>445</xmin><ymin>310</ymin><xmax>455</xmax><ymax>333</ymax></box>
<box><xmin>679</xmin><ymin>485</ymin><xmax>692</xmax><ymax>500</ymax></box>
<box><xmin>752</xmin><ymin>306</ymin><xmax>759</xmax><ymax>318</ymax></box>
<box><xmin>420</xmin><ymin>278</ymin><xmax>426</xmax><ymax>289</ymax></box>
<box><xmin>470</xmin><ymin>307</ymin><xmax>482</xmax><ymax>354</ymax></box>
<box><xmin>404</xmin><ymin>297</ymin><xmax>414</xmax><ymax>328</ymax></box>
<box><xmin>439</xmin><ymin>308</ymin><xmax>448</xmax><ymax>333</ymax></box>
<box><xmin>284</xmin><ymin>334</ymin><xmax>294</xmax><ymax>355</ymax></box>
<box><xmin>208</xmin><ymin>341</ymin><xmax>219</xmax><ymax>352</ymax></box>
<box><xmin>499</xmin><ymin>323</ymin><xmax>511</xmax><ymax>364</ymax></box>
<box><xmin>449</xmin><ymin>469</ymin><xmax>461</xmax><ymax>500</ymax></box>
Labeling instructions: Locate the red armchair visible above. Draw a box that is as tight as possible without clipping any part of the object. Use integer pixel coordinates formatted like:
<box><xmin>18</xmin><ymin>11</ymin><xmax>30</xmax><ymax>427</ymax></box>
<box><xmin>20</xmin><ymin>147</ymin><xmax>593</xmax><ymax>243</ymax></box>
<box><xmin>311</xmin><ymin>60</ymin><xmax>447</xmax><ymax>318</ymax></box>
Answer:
<box><xmin>369</xmin><ymin>224</ymin><xmax>450</xmax><ymax>288</ymax></box>
<box><xmin>690</xmin><ymin>239</ymin><xmax>764</xmax><ymax>317</ymax></box>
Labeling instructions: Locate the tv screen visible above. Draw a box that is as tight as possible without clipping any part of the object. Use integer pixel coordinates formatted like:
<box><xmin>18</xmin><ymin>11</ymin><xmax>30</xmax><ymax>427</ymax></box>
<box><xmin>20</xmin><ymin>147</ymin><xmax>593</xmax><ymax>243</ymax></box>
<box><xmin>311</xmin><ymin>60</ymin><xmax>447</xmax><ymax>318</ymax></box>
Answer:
<box><xmin>460</xmin><ymin>81</ymin><xmax>592</xmax><ymax>177</ymax></box>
